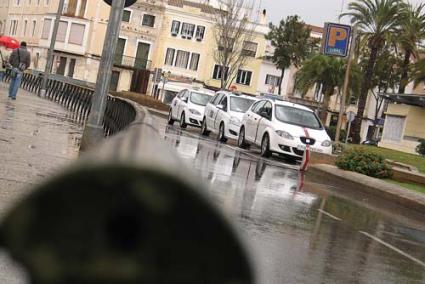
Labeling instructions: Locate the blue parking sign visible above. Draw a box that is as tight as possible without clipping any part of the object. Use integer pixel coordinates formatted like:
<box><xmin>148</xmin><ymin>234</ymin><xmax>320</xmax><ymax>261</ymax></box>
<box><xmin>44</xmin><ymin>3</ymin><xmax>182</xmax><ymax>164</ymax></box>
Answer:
<box><xmin>322</xmin><ymin>23</ymin><xmax>351</xmax><ymax>57</ymax></box>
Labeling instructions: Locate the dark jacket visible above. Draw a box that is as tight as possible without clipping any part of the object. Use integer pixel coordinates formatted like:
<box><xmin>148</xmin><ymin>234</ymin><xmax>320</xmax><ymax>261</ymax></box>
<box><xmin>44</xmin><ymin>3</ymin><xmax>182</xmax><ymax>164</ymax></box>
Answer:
<box><xmin>9</xmin><ymin>47</ymin><xmax>31</xmax><ymax>71</ymax></box>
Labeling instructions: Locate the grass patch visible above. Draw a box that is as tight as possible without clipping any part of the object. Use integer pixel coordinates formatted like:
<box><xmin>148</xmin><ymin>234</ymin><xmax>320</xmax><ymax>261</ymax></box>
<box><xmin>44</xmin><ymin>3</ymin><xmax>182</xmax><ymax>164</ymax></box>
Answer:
<box><xmin>111</xmin><ymin>91</ymin><xmax>170</xmax><ymax>112</ymax></box>
<box><xmin>385</xmin><ymin>179</ymin><xmax>425</xmax><ymax>194</ymax></box>
<box><xmin>346</xmin><ymin>145</ymin><xmax>425</xmax><ymax>174</ymax></box>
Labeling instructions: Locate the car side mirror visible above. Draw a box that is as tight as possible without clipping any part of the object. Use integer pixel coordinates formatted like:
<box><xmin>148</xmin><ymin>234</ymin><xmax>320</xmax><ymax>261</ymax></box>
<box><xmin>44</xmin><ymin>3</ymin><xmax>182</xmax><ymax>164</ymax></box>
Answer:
<box><xmin>217</xmin><ymin>104</ymin><xmax>225</xmax><ymax>110</ymax></box>
<box><xmin>182</xmin><ymin>97</ymin><xmax>188</xmax><ymax>103</ymax></box>
<box><xmin>260</xmin><ymin>111</ymin><xmax>269</xmax><ymax>119</ymax></box>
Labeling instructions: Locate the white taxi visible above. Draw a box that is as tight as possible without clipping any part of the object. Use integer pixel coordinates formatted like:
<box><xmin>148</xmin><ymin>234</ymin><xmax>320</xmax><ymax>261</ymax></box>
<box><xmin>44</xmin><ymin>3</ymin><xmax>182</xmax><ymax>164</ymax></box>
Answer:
<box><xmin>168</xmin><ymin>88</ymin><xmax>215</xmax><ymax>128</ymax></box>
<box><xmin>238</xmin><ymin>99</ymin><xmax>332</xmax><ymax>158</ymax></box>
<box><xmin>200</xmin><ymin>91</ymin><xmax>257</xmax><ymax>143</ymax></box>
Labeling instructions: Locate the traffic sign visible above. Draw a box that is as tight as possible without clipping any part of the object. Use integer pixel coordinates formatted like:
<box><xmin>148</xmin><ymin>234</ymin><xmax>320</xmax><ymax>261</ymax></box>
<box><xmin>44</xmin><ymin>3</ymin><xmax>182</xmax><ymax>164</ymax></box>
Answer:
<box><xmin>322</xmin><ymin>23</ymin><xmax>351</xmax><ymax>57</ymax></box>
<box><xmin>347</xmin><ymin>111</ymin><xmax>356</xmax><ymax>123</ymax></box>
<box><xmin>103</xmin><ymin>0</ymin><xmax>137</xmax><ymax>7</ymax></box>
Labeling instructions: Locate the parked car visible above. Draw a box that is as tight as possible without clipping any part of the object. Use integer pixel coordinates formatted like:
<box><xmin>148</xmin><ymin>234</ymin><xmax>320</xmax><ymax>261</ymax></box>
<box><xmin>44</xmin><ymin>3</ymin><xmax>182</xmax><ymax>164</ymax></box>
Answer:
<box><xmin>201</xmin><ymin>91</ymin><xmax>257</xmax><ymax>142</ymax></box>
<box><xmin>238</xmin><ymin>99</ymin><xmax>333</xmax><ymax>158</ymax></box>
<box><xmin>168</xmin><ymin>88</ymin><xmax>215</xmax><ymax>128</ymax></box>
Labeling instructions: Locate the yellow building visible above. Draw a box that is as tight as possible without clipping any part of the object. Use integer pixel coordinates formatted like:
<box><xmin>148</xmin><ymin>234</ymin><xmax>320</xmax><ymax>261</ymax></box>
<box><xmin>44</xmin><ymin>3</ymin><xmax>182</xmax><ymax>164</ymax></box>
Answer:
<box><xmin>150</xmin><ymin>0</ymin><xmax>269</xmax><ymax>97</ymax></box>
<box><xmin>379</xmin><ymin>94</ymin><xmax>425</xmax><ymax>154</ymax></box>
<box><xmin>1</xmin><ymin>0</ymin><xmax>165</xmax><ymax>92</ymax></box>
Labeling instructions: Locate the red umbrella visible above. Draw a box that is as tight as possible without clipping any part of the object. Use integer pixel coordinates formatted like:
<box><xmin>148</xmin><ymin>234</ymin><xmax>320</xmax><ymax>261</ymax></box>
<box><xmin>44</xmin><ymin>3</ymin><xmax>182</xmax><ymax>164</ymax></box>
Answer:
<box><xmin>0</xmin><ymin>36</ymin><xmax>20</xmax><ymax>49</ymax></box>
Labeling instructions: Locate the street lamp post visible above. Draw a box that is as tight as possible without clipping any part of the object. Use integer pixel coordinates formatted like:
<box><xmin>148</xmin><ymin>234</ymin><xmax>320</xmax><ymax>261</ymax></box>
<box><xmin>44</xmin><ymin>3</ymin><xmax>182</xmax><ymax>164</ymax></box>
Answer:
<box><xmin>39</xmin><ymin>0</ymin><xmax>66</xmax><ymax>97</ymax></box>
<box><xmin>80</xmin><ymin>0</ymin><xmax>126</xmax><ymax>150</ymax></box>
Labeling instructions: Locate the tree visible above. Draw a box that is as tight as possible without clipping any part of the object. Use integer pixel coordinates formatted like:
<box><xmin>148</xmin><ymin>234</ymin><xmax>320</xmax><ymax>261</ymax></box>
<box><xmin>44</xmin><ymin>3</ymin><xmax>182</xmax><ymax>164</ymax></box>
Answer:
<box><xmin>213</xmin><ymin>0</ymin><xmax>256</xmax><ymax>89</ymax></box>
<box><xmin>294</xmin><ymin>54</ymin><xmax>361</xmax><ymax>121</ymax></box>
<box><xmin>412</xmin><ymin>58</ymin><xmax>425</xmax><ymax>86</ymax></box>
<box><xmin>341</xmin><ymin>0</ymin><xmax>402</xmax><ymax>143</ymax></box>
<box><xmin>360</xmin><ymin>45</ymin><xmax>402</xmax><ymax>139</ymax></box>
<box><xmin>397</xmin><ymin>3</ymin><xmax>425</xmax><ymax>94</ymax></box>
<box><xmin>265</xmin><ymin>15</ymin><xmax>317</xmax><ymax>95</ymax></box>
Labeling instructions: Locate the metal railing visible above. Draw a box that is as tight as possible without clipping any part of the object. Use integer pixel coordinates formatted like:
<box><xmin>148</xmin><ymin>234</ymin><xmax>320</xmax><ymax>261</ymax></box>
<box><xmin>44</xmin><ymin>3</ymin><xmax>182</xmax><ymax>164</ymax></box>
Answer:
<box><xmin>3</xmin><ymin>69</ymin><xmax>136</xmax><ymax>137</ymax></box>
<box><xmin>113</xmin><ymin>54</ymin><xmax>152</xmax><ymax>70</ymax></box>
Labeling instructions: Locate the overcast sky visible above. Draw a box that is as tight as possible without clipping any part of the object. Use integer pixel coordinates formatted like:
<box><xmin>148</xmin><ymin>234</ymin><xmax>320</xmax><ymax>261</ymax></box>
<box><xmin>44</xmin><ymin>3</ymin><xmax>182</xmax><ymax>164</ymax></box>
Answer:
<box><xmin>260</xmin><ymin>0</ymin><xmax>424</xmax><ymax>27</ymax></box>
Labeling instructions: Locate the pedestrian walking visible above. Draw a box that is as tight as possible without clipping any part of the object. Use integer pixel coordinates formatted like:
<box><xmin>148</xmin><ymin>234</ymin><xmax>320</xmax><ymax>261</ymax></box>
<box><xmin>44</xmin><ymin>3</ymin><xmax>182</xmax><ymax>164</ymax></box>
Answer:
<box><xmin>8</xmin><ymin>41</ymin><xmax>31</xmax><ymax>100</ymax></box>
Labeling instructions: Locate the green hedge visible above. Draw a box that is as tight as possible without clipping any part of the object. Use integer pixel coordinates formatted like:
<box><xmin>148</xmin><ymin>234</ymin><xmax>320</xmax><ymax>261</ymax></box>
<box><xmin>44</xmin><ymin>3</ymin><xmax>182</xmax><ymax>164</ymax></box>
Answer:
<box><xmin>416</xmin><ymin>139</ymin><xmax>425</xmax><ymax>157</ymax></box>
<box><xmin>336</xmin><ymin>148</ymin><xmax>393</xmax><ymax>179</ymax></box>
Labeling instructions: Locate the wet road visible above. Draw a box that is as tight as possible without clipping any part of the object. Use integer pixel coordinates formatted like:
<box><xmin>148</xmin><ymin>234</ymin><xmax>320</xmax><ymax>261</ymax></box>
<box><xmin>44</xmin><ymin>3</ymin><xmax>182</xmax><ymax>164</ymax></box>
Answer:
<box><xmin>154</xmin><ymin>116</ymin><xmax>425</xmax><ymax>284</ymax></box>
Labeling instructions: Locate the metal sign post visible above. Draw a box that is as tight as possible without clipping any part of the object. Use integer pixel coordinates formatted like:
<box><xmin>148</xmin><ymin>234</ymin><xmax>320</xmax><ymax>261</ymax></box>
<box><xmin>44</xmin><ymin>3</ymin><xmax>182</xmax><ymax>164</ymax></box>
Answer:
<box><xmin>39</xmin><ymin>0</ymin><xmax>66</xmax><ymax>97</ymax></box>
<box><xmin>80</xmin><ymin>0</ymin><xmax>127</xmax><ymax>150</ymax></box>
<box><xmin>334</xmin><ymin>27</ymin><xmax>357</xmax><ymax>143</ymax></box>
<box><xmin>345</xmin><ymin>111</ymin><xmax>355</xmax><ymax>143</ymax></box>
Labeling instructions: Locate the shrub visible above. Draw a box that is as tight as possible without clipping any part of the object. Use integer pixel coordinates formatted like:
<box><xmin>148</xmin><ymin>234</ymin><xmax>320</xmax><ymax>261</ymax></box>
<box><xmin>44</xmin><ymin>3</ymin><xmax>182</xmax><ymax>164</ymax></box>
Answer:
<box><xmin>416</xmin><ymin>139</ymin><xmax>425</xmax><ymax>157</ymax></box>
<box><xmin>336</xmin><ymin>148</ymin><xmax>393</xmax><ymax>179</ymax></box>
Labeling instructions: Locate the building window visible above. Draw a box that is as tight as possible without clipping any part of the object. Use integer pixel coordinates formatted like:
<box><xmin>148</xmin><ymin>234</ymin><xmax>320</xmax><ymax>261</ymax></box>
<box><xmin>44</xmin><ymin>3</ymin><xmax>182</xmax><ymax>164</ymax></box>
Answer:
<box><xmin>57</xmin><ymin>21</ymin><xmax>68</xmax><ymax>42</ymax></box>
<box><xmin>122</xmin><ymin>9</ymin><xmax>131</xmax><ymax>22</ymax></box>
<box><xmin>181</xmin><ymin>23</ymin><xmax>195</xmax><ymax>38</ymax></box>
<box><xmin>265</xmin><ymin>74</ymin><xmax>280</xmax><ymax>86</ymax></box>
<box><xmin>189</xmin><ymin>53</ymin><xmax>200</xmax><ymax>71</ymax></box>
<box><xmin>69</xmin><ymin>23</ymin><xmax>85</xmax><ymax>45</ymax></box>
<box><xmin>142</xmin><ymin>14</ymin><xmax>155</xmax><ymax>27</ymax></box>
<box><xmin>383</xmin><ymin>115</ymin><xmax>405</xmax><ymax>142</ymax></box>
<box><xmin>56</xmin><ymin>56</ymin><xmax>67</xmax><ymax>75</ymax></box>
<box><xmin>236</xmin><ymin>70</ymin><xmax>252</xmax><ymax>85</ymax></box>
<box><xmin>23</xmin><ymin>20</ymin><xmax>27</xmax><ymax>36</ymax></box>
<box><xmin>213</xmin><ymin>64</ymin><xmax>229</xmax><ymax>80</ymax></box>
<box><xmin>171</xmin><ymin>20</ymin><xmax>180</xmax><ymax>35</ymax></box>
<box><xmin>175</xmin><ymin>50</ymin><xmax>190</xmax><ymax>68</ymax></box>
<box><xmin>68</xmin><ymin>58</ymin><xmax>76</xmax><ymax>77</ymax></box>
<box><xmin>242</xmin><ymin>41</ymin><xmax>257</xmax><ymax>57</ymax></box>
<box><xmin>9</xmin><ymin>20</ymin><xmax>19</xmax><ymax>36</ymax></box>
<box><xmin>165</xmin><ymin>48</ymin><xmax>175</xmax><ymax>66</ymax></box>
<box><xmin>32</xmin><ymin>20</ymin><xmax>36</xmax><ymax>37</ymax></box>
<box><xmin>195</xmin><ymin>26</ymin><xmax>205</xmax><ymax>40</ymax></box>
<box><xmin>41</xmin><ymin>18</ymin><xmax>51</xmax><ymax>39</ymax></box>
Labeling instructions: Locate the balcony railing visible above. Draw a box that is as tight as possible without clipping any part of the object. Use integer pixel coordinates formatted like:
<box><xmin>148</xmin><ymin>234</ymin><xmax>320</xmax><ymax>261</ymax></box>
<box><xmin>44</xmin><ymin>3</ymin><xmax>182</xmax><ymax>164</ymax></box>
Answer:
<box><xmin>113</xmin><ymin>54</ymin><xmax>152</xmax><ymax>70</ymax></box>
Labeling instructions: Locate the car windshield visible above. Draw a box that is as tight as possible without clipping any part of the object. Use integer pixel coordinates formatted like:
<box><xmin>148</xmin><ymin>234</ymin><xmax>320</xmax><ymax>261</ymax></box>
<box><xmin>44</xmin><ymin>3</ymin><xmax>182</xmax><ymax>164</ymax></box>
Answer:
<box><xmin>230</xmin><ymin>97</ymin><xmax>255</xmax><ymax>113</ymax></box>
<box><xmin>190</xmin><ymin>92</ymin><xmax>213</xmax><ymax>106</ymax></box>
<box><xmin>275</xmin><ymin>105</ymin><xmax>323</xmax><ymax>129</ymax></box>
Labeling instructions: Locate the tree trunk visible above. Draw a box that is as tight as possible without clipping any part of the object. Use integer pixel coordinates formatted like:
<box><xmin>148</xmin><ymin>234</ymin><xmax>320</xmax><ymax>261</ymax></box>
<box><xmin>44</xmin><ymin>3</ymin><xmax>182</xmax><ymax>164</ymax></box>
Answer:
<box><xmin>278</xmin><ymin>69</ymin><xmax>284</xmax><ymax>95</ymax></box>
<box><xmin>398</xmin><ymin>50</ymin><xmax>411</xmax><ymax>94</ymax></box>
<box><xmin>319</xmin><ymin>91</ymin><xmax>332</xmax><ymax>122</ymax></box>
<box><xmin>352</xmin><ymin>47</ymin><xmax>378</xmax><ymax>144</ymax></box>
<box><xmin>220</xmin><ymin>65</ymin><xmax>225</xmax><ymax>89</ymax></box>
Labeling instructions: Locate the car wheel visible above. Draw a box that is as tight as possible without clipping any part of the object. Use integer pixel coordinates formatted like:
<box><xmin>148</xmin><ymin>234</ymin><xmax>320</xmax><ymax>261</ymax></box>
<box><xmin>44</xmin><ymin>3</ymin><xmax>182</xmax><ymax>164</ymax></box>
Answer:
<box><xmin>167</xmin><ymin>110</ymin><xmax>175</xmax><ymax>125</ymax></box>
<box><xmin>201</xmin><ymin>118</ymin><xmax>210</xmax><ymax>136</ymax></box>
<box><xmin>261</xmin><ymin>133</ymin><xmax>271</xmax><ymax>158</ymax></box>
<box><xmin>238</xmin><ymin>126</ymin><xmax>248</xmax><ymax>149</ymax></box>
<box><xmin>180</xmin><ymin>112</ymin><xmax>187</xmax><ymax>129</ymax></box>
<box><xmin>218</xmin><ymin>122</ymin><xmax>227</xmax><ymax>143</ymax></box>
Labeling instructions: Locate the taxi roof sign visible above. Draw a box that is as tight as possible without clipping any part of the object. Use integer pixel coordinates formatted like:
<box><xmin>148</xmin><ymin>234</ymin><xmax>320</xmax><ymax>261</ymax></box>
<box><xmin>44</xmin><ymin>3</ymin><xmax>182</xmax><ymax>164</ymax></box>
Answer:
<box><xmin>322</xmin><ymin>23</ymin><xmax>352</xmax><ymax>57</ymax></box>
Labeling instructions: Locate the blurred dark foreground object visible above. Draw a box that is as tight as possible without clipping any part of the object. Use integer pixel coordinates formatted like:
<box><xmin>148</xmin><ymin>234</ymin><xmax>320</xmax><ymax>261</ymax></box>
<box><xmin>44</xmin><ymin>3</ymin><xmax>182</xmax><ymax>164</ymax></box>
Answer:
<box><xmin>0</xmin><ymin>164</ymin><xmax>252</xmax><ymax>284</ymax></box>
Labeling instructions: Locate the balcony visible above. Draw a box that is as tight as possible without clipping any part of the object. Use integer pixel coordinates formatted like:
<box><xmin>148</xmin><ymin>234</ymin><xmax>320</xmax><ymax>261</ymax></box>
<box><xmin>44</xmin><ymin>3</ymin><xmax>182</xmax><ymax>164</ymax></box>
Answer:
<box><xmin>113</xmin><ymin>54</ymin><xmax>152</xmax><ymax>70</ymax></box>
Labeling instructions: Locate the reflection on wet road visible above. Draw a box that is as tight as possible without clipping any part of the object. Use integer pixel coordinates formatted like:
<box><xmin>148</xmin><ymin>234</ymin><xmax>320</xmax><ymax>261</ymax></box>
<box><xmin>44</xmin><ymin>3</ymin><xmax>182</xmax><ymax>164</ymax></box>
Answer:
<box><xmin>154</xmin><ymin>116</ymin><xmax>425</xmax><ymax>284</ymax></box>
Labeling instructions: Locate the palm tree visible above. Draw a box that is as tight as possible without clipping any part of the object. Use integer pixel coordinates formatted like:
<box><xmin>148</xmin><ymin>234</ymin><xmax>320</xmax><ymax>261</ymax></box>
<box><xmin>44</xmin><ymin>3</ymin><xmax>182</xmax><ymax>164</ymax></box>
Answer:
<box><xmin>295</xmin><ymin>54</ymin><xmax>361</xmax><ymax>121</ymax></box>
<box><xmin>412</xmin><ymin>58</ymin><xmax>425</xmax><ymax>87</ymax></box>
<box><xmin>341</xmin><ymin>0</ymin><xmax>402</xmax><ymax>143</ymax></box>
<box><xmin>397</xmin><ymin>3</ymin><xmax>425</xmax><ymax>94</ymax></box>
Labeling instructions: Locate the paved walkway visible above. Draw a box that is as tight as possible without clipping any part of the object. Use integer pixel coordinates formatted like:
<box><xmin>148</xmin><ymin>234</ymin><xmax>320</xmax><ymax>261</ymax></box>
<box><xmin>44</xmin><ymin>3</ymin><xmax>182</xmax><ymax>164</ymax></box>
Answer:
<box><xmin>0</xmin><ymin>82</ymin><xmax>83</xmax><ymax>283</ymax></box>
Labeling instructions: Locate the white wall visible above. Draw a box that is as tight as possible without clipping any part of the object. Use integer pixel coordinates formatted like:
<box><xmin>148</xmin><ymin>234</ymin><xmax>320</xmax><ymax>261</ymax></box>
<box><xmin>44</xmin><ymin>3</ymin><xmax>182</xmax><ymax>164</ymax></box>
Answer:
<box><xmin>256</xmin><ymin>61</ymin><xmax>283</xmax><ymax>95</ymax></box>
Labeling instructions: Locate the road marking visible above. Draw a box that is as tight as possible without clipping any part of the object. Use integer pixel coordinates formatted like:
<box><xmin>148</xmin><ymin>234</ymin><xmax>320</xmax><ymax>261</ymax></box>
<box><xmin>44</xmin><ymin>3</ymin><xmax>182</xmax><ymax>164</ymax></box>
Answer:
<box><xmin>359</xmin><ymin>231</ymin><xmax>425</xmax><ymax>268</ymax></box>
<box><xmin>317</xmin><ymin>209</ymin><xmax>342</xmax><ymax>221</ymax></box>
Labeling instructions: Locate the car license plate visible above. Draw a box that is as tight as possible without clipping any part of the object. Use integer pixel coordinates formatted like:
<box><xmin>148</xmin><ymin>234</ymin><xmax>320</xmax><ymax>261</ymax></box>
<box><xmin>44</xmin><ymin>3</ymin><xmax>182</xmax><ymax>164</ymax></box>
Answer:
<box><xmin>310</xmin><ymin>147</ymin><xmax>323</xmax><ymax>153</ymax></box>
<box><xmin>297</xmin><ymin>144</ymin><xmax>306</xmax><ymax>151</ymax></box>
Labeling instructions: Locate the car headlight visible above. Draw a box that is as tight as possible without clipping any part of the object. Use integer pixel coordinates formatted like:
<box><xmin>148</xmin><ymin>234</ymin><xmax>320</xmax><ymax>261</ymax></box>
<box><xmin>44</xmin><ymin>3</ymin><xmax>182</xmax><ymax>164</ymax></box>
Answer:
<box><xmin>189</xmin><ymin>109</ymin><xmax>201</xmax><ymax>115</ymax></box>
<box><xmin>321</xmin><ymin>140</ymin><xmax>332</xmax><ymax>147</ymax></box>
<box><xmin>275</xmin><ymin>130</ymin><xmax>294</xmax><ymax>140</ymax></box>
<box><xmin>230</xmin><ymin>117</ymin><xmax>240</xmax><ymax>125</ymax></box>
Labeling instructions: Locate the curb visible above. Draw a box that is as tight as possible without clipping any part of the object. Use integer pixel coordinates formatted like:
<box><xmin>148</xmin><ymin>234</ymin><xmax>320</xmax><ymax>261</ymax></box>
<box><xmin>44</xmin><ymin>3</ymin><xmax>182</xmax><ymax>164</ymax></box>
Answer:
<box><xmin>308</xmin><ymin>164</ymin><xmax>425</xmax><ymax>214</ymax></box>
<box><xmin>147</xmin><ymin>108</ymin><xmax>168</xmax><ymax>119</ymax></box>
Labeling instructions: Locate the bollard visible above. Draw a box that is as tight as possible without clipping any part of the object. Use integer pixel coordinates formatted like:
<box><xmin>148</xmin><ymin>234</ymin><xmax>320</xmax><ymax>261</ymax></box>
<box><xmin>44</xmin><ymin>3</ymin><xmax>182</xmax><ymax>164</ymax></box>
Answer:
<box><xmin>300</xmin><ymin>146</ymin><xmax>310</xmax><ymax>172</ymax></box>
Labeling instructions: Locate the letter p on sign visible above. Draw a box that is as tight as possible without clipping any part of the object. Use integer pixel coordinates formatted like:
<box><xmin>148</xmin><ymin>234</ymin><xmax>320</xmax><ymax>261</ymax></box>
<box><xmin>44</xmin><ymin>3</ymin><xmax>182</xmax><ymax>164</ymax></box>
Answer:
<box><xmin>328</xmin><ymin>27</ymin><xmax>347</xmax><ymax>47</ymax></box>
